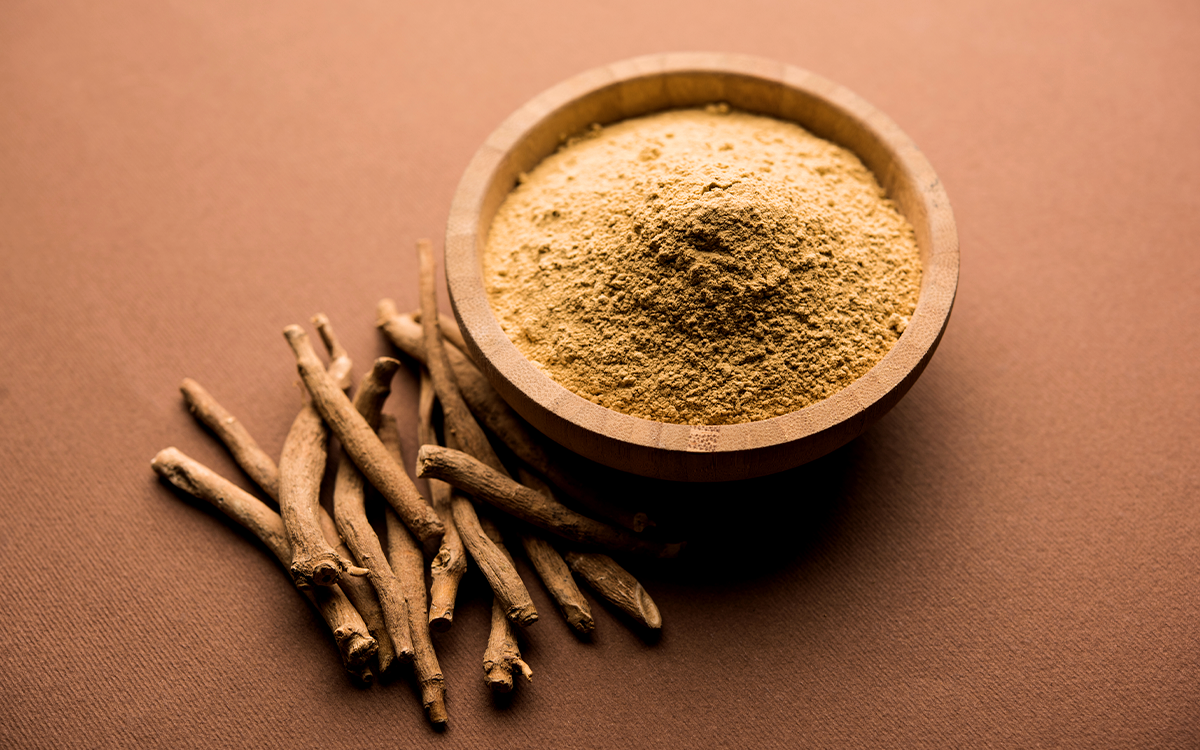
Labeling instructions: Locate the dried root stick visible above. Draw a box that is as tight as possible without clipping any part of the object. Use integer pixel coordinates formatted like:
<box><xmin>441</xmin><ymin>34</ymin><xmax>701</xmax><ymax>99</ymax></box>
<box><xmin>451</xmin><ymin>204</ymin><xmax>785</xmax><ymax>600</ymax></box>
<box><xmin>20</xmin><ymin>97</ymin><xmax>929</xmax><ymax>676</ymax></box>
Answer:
<box><xmin>450</xmin><ymin>482</ymin><xmax>537</xmax><ymax>627</ymax></box>
<box><xmin>415</xmin><ymin>239</ymin><xmax>536</xmax><ymax>627</ymax></box>
<box><xmin>385</xmin><ymin>506</ymin><xmax>449</xmax><ymax>725</ymax></box>
<box><xmin>439</xmin><ymin>440</ymin><xmax>537</xmax><ymax>626</ymax></box>
<box><xmin>437</xmin><ymin>311</ymin><xmax>467</xmax><ymax>352</ymax></box>
<box><xmin>280</xmin><ymin>403</ymin><xmax>367</xmax><ymax>588</ymax></box>
<box><xmin>516</xmin><ymin>469</ymin><xmax>594</xmax><ymax>636</ymax></box>
<box><xmin>377</xmin><ymin>301</ymin><xmax>650</xmax><ymax>533</ymax></box>
<box><xmin>332</xmin><ymin>358</ymin><xmax>415</xmax><ymax>665</ymax></box>
<box><xmin>180</xmin><ymin>378</ymin><xmax>281</xmax><ymax>499</ymax></box>
<box><xmin>317</xmin><ymin>510</ymin><xmax>397</xmax><ymax>673</ymax></box>
<box><xmin>399</xmin><ymin>291</ymin><xmax>597</xmax><ymax>635</ymax></box>
<box><xmin>565</xmin><ymin>552</ymin><xmax>662</xmax><ymax>631</ymax></box>
<box><xmin>179</xmin><ymin>378</ymin><xmax>393</xmax><ymax>668</ymax></box>
<box><xmin>379</xmin><ymin>416</ymin><xmax>448</xmax><ymax>726</ymax></box>
<box><xmin>412</xmin><ymin>310</ymin><xmax>653</xmax><ymax>534</ymax></box>
<box><xmin>283</xmin><ymin>324</ymin><xmax>443</xmax><ymax>543</ymax></box>
<box><xmin>479</xmin><ymin>517</ymin><xmax>533</xmax><ymax>692</ymax></box>
<box><xmin>311</xmin><ymin>313</ymin><xmax>352</xmax><ymax>390</ymax></box>
<box><xmin>417</xmin><ymin>445</ymin><xmax>681</xmax><ymax>559</ymax></box>
<box><xmin>179</xmin><ymin>313</ymin><xmax>350</xmax><ymax>503</ymax></box>
<box><xmin>416</xmin><ymin>248</ymin><xmax>605</xmax><ymax>635</ymax></box>
<box><xmin>406</xmin><ymin>308</ymin><xmax>469</xmax><ymax>352</ymax></box>
<box><xmin>416</xmin><ymin>240</ymin><xmax>506</xmax><ymax>475</ymax></box>
<box><xmin>417</xmin><ymin>370</ymin><xmax>466</xmax><ymax>631</ymax></box>
<box><xmin>308</xmin><ymin>315</ymin><xmax>392</xmax><ymax>668</ymax></box>
<box><xmin>179</xmin><ymin>377</ymin><xmax>395</xmax><ymax>671</ymax></box>
<box><xmin>151</xmin><ymin>448</ymin><xmax>378</xmax><ymax>674</ymax></box>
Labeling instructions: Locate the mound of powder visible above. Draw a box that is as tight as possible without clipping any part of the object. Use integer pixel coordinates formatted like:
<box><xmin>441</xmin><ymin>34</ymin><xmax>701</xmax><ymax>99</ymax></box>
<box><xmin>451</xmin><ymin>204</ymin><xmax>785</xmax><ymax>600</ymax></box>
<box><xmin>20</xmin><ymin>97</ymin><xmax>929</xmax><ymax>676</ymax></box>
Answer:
<box><xmin>483</xmin><ymin>105</ymin><xmax>922</xmax><ymax>425</ymax></box>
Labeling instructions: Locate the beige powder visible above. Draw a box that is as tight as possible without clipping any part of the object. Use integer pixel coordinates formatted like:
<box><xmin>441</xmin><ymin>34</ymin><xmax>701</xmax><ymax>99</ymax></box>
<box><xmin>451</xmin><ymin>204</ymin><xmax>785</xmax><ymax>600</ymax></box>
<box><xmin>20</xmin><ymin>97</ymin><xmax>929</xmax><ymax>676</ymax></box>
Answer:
<box><xmin>483</xmin><ymin>105</ymin><xmax>922</xmax><ymax>425</ymax></box>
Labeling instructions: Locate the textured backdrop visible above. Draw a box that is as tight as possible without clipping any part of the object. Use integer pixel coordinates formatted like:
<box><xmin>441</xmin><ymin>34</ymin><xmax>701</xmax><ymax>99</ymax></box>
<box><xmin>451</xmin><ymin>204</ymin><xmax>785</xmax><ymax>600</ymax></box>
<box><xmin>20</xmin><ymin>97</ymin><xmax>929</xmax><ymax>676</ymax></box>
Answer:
<box><xmin>2</xmin><ymin>1</ymin><xmax>1197</xmax><ymax>747</ymax></box>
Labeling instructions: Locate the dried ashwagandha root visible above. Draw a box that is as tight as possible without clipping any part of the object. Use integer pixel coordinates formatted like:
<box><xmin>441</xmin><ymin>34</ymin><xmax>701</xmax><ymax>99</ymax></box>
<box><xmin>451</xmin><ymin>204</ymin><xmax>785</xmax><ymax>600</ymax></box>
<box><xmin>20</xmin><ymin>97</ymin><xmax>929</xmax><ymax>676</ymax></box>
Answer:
<box><xmin>413</xmin><ymin>308</ymin><xmax>654</xmax><ymax>534</ymax></box>
<box><xmin>311</xmin><ymin>313</ymin><xmax>353</xmax><ymax>390</ymax></box>
<box><xmin>415</xmin><ymin>239</ymin><xmax>537</xmax><ymax>628</ymax></box>
<box><xmin>176</xmin><ymin>319</ymin><xmax>400</xmax><ymax>675</ymax></box>
<box><xmin>151</xmin><ymin>447</ymin><xmax>378</xmax><ymax>676</ymax></box>
<box><xmin>417</xmin><ymin>236</ymin><xmax>596</xmax><ymax>639</ymax></box>
<box><xmin>386</xmin><ymin>505</ymin><xmax>450</xmax><ymax>724</ymax></box>
<box><xmin>416</xmin><ymin>240</ymin><xmax>506</xmax><ymax>477</ymax></box>
<box><xmin>565</xmin><ymin>551</ymin><xmax>662</xmax><ymax>631</ymax></box>
<box><xmin>179</xmin><ymin>375</ymin><xmax>397</xmax><ymax>673</ymax></box>
<box><xmin>261</xmin><ymin>313</ymin><xmax>367</xmax><ymax>589</ymax></box>
<box><xmin>479</xmin><ymin>516</ymin><xmax>533</xmax><ymax>692</ymax></box>
<box><xmin>180</xmin><ymin>378</ymin><xmax>281</xmax><ymax>499</ymax></box>
<box><xmin>332</xmin><ymin>357</ymin><xmax>415</xmax><ymax>664</ymax></box>
<box><xmin>163</xmin><ymin>252</ymin><xmax>671</xmax><ymax>703</ymax></box>
<box><xmin>283</xmin><ymin>324</ymin><xmax>443</xmax><ymax>544</ymax></box>
<box><xmin>376</xmin><ymin>300</ymin><xmax>652</xmax><ymax>534</ymax></box>
<box><xmin>520</xmin><ymin>533</ymin><xmax>594</xmax><ymax>637</ymax></box>
<box><xmin>417</xmin><ymin>370</ymin><xmax>467</xmax><ymax>632</ymax></box>
<box><xmin>516</xmin><ymin>469</ymin><xmax>594</xmax><ymax>637</ymax></box>
<box><xmin>447</xmin><ymin>456</ymin><xmax>538</xmax><ymax>627</ymax></box>
<box><xmin>280</xmin><ymin>401</ymin><xmax>369</xmax><ymax>588</ymax></box>
<box><xmin>416</xmin><ymin>445</ymin><xmax>682</xmax><ymax>559</ymax></box>
<box><xmin>316</xmin><ymin>509</ymin><xmax>398</xmax><ymax>674</ymax></box>
<box><xmin>379</xmin><ymin>416</ymin><xmax>448</xmax><ymax>727</ymax></box>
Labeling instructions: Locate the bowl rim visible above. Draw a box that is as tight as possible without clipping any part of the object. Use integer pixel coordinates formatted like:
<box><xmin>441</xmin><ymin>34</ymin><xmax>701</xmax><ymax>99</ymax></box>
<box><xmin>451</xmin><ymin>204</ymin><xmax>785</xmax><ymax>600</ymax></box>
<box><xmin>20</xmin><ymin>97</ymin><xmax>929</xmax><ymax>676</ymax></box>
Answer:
<box><xmin>445</xmin><ymin>52</ymin><xmax>959</xmax><ymax>482</ymax></box>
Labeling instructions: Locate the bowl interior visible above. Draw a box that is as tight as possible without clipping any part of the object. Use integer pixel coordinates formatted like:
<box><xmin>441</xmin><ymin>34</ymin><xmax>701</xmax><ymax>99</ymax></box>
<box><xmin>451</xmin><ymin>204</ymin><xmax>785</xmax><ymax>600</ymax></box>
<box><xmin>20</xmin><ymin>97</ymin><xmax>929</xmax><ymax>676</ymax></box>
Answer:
<box><xmin>446</xmin><ymin>53</ymin><xmax>958</xmax><ymax>481</ymax></box>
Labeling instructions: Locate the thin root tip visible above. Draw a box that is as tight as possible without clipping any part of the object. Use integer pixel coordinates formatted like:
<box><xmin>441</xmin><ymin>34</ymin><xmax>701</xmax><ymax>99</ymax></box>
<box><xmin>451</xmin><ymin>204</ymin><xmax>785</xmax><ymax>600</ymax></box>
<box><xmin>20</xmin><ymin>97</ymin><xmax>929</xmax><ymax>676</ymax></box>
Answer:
<box><xmin>368</xmin><ymin>357</ymin><xmax>403</xmax><ymax>377</ymax></box>
<box><xmin>342</xmin><ymin>632</ymin><xmax>378</xmax><ymax>670</ymax></box>
<box><xmin>512</xmin><ymin>606</ymin><xmax>539</xmax><ymax>628</ymax></box>
<box><xmin>569</xmin><ymin>612</ymin><xmax>596</xmax><ymax>636</ymax></box>
<box><xmin>637</xmin><ymin>586</ymin><xmax>663</xmax><ymax>630</ymax></box>
<box><xmin>150</xmin><ymin>447</ymin><xmax>180</xmax><ymax>472</ymax></box>
<box><xmin>413</xmin><ymin>445</ymin><xmax>435</xmax><ymax>474</ymax></box>
<box><xmin>416</xmin><ymin>515</ymin><xmax>445</xmax><ymax>543</ymax></box>
<box><xmin>424</xmin><ymin>687</ymin><xmax>449</xmax><ymax>726</ymax></box>
<box><xmin>515</xmin><ymin>658</ymin><xmax>533</xmax><ymax>681</ymax></box>
<box><xmin>375</xmin><ymin>298</ymin><xmax>399</xmax><ymax>323</ymax></box>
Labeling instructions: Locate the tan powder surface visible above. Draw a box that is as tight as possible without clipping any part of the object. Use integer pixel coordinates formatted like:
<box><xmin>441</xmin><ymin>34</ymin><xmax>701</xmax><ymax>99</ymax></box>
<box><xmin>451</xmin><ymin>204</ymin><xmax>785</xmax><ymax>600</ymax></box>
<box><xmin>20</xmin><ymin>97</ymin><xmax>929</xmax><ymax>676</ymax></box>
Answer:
<box><xmin>483</xmin><ymin>106</ymin><xmax>922</xmax><ymax>425</ymax></box>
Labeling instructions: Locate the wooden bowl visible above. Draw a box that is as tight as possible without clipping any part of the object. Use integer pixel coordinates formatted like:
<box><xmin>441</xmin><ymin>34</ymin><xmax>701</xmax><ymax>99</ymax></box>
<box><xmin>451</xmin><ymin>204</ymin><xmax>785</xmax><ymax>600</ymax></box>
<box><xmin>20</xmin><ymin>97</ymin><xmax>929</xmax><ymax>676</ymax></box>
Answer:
<box><xmin>445</xmin><ymin>52</ymin><xmax>958</xmax><ymax>482</ymax></box>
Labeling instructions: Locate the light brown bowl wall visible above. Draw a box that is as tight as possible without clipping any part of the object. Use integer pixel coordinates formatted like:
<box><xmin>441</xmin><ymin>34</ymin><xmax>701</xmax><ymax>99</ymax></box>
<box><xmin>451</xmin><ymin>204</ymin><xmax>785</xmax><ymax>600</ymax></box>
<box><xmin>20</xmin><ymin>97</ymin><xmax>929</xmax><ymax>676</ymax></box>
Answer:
<box><xmin>445</xmin><ymin>53</ymin><xmax>959</xmax><ymax>482</ymax></box>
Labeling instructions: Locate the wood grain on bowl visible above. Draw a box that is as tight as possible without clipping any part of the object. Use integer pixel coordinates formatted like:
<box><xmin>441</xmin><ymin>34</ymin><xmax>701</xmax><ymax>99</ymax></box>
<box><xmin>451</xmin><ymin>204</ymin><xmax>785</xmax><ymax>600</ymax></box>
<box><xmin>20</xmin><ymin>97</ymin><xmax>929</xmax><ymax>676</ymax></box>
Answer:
<box><xmin>445</xmin><ymin>52</ymin><xmax>959</xmax><ymax>482</ymax></box>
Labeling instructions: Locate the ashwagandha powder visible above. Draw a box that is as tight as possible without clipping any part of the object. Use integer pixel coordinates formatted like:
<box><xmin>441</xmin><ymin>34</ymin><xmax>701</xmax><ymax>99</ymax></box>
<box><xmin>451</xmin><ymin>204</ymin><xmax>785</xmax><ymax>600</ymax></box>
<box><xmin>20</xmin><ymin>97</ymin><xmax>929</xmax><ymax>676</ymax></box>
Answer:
<box><xmin>483</xmin><ymin>105</ymin><xmax>922</xmax><ymax>425</ymax></box>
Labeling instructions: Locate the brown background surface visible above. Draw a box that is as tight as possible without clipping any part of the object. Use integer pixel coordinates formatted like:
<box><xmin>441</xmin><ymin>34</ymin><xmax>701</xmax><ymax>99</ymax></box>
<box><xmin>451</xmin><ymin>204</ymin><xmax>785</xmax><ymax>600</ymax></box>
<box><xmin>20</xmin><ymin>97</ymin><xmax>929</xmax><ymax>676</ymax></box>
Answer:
<box><xmin>2</xmin><ymin>1</ymin><xmax>1198</xmax><ymax>748</ymax></box>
